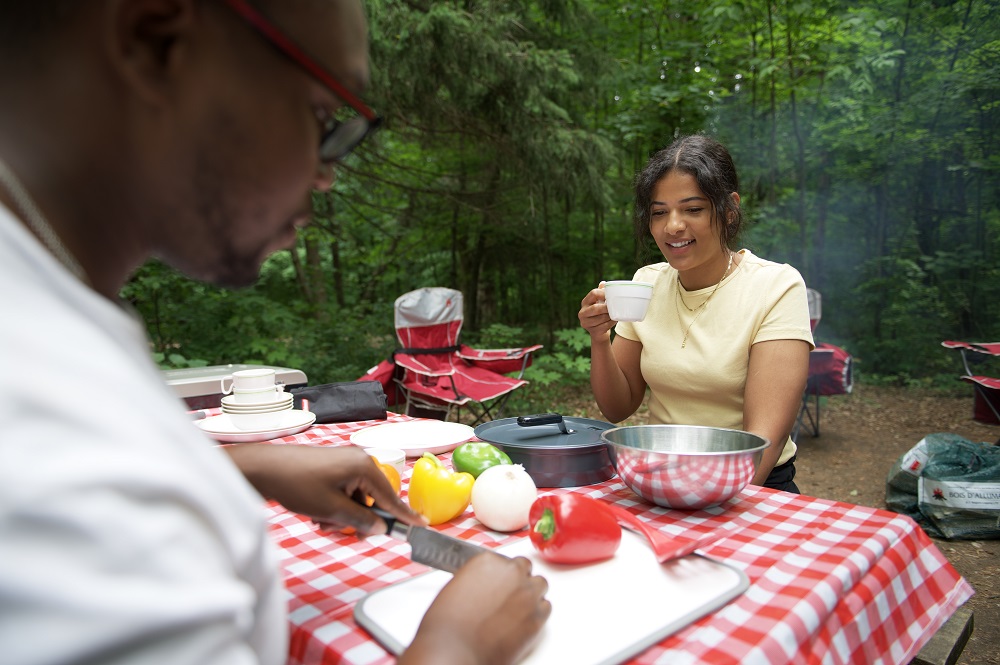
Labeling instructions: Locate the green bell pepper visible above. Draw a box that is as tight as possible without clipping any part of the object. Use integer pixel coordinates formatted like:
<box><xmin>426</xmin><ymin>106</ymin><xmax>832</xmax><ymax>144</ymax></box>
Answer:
<box><xmin>452</xmin><ymin>441</ymin><xmax>512</xmax><ymax>478</ymax></box>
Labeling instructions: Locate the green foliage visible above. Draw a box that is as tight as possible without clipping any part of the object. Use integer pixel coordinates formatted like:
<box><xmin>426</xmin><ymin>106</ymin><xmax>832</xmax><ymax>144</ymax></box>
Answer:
<box><xmin>523</xmin><ymin>328</ymin><xmax>592</xmax><ymax>386</ymax></box>
<box><xmin>151</xmin><ymin>352</ymin><xmax>209</xmax><ymax>370</ymax></box>
<box><xmin>120</xmin><ymin>0</ymin><xmax>1000</xmax><ymax>386</ymax></box>
<box><xmin>491</xmin><ymin>328</ymin><xmax>595</xmax><ymax>415</ymax></box>
<box><xmin>122</xmin><ymin>258</ymin><xmax>392</xmax><ymax>385</ymax></box>
<box><xmin>467</xmin><ymin>323</ymin><xmax>531</xmax><ymax>349</ymax></box>
<box><xmin>849</xmin><ymin>256</ymin><xmax>952</xmax><ymax>382</ymax></box>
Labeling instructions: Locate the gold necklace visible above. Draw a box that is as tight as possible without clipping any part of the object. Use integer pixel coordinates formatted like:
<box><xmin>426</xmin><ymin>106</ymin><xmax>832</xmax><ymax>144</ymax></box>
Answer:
<box><xmin>0</xmin><ymin>157</ymin><xmax>88</xmax><ymax>284</ymax></box>
<box><xmin>675</xmin><ymin>251</ymin><xmax>734</xmax><ymax>348</ymax></box>
<box><xmin>676</xmin><ymin>285</ymin><xmax>697</xmax><ymax>312</ymax></box>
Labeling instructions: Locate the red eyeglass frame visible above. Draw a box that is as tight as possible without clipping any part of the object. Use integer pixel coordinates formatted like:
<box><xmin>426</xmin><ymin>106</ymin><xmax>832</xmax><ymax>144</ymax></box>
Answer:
<box><xmin>220</xmin><ymin>0</ymin><xmax>377</xmax><ymax>121</ymax></box>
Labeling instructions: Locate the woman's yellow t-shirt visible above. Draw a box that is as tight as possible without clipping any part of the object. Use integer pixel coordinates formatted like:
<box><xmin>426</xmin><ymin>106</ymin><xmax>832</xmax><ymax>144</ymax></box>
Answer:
<box><xmin>614</xmin><ymin>249</ymin><xmax>815</xmax><ymax>465</ymax></box>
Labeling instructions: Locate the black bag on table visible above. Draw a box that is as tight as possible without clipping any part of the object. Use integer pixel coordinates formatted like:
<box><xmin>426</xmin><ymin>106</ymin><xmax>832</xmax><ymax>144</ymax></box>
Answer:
<box><xmin>290</xmin><ymin>381</ymin><xmax>388</xmax><ymax>424</ymax></box>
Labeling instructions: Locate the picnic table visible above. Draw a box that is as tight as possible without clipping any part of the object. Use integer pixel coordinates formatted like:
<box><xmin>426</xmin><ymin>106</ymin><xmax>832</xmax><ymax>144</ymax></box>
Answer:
<box><xmin>243</xmin><ymin>412</ymin><xmax>973</xmax><ymax>665</ymax></box>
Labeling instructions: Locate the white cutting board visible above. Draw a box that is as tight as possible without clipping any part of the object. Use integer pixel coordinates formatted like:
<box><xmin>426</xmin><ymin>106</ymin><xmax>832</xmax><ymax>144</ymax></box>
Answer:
<box><xmin>354</xmin><ymin>531</ymin><xmax>748</xmax><ymax>665</ymax></box>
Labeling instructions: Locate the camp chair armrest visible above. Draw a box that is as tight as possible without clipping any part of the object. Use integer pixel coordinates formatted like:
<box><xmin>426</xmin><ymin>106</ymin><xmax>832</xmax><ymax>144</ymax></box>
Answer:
<box><xmin>393</xmin><ymin>354</ymin><xmax>456</xmax><ymax>377</ymax></box>
<box><xmin>458</xmin><ymin>344</ymin><xmax>543</xmax><ymax>377</ymax></box>
<box><xmin>457</xmin><ymin>344</ymin><xmax>543</xmax><ymax>360</ymax></box>
<box><xmin>943</xmin><ymin>340</ymin><xmax>1000</xmax><ymax>378</ymax></box>
<box><xmin>960</xmin><ymin>375</ymin><xmax>1000</xmax><ymax>389</ymax></box>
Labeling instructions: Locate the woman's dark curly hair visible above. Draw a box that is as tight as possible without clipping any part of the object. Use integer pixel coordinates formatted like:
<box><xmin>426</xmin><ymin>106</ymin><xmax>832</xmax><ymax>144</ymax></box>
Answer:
<box><xmin>633</xmin><ymin>134</ymin><xmax>744</xmax><ymax>255</ymax></box>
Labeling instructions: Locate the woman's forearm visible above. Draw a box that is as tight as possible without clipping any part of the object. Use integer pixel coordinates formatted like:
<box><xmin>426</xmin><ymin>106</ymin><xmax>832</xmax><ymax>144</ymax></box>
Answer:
<box><xmin>744</xmin><ymin>339</ymin><xmax>811</xmax><ymax>485</ymax></box>
<box><xmin>749</xmin><ymin>436</ymin><xmax>785</xmax><ymax>485</ymax></box>
<box><xmin>589</xmin><ymin>334</ymin><xmax>641</xmax><ymax>423</ymax></box>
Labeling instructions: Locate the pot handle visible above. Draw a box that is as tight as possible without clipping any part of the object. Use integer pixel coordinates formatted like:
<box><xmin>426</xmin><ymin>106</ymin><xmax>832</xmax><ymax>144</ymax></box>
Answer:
<box><xmin>515</xmin><ymin>413</ymin><xmax>573</xmax><ymax>435</ymax></box>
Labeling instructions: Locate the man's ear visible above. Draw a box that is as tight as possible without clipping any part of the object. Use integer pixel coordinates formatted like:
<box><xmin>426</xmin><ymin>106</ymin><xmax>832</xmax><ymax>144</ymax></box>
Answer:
<box><xmin>105</xmin><ymin>0</ymin><xmax>199</xmax><ymax>105</ymax></box>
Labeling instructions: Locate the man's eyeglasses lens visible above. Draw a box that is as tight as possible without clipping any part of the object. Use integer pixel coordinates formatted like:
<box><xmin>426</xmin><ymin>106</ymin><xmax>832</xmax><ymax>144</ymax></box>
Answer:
<box><xmin>321</xmin><ymin>114</ymin><xmax>382</xmax><ymax>164</ymax></box>
<box><xmin>218</xmin><ymin>0</ymin><xmax>381</xmax><ymax>164</ymax></box>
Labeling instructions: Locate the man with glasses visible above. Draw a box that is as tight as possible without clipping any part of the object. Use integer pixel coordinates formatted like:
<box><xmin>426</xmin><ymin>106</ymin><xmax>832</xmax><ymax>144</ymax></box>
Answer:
<box><xmin>0</xmin><ymin>1</ymin><xmax>550</xmax><ymax>663</ymax></box>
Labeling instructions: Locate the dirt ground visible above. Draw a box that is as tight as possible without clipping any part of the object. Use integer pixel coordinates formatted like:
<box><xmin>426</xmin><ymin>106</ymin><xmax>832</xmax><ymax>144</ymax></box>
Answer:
<box><xmin>793</xmin><ymin>384</ymin><xmax>999</xmax><ymax>665</ymax></box>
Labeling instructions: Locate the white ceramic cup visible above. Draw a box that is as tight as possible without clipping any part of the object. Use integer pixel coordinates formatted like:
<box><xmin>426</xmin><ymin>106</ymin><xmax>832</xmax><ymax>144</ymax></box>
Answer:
<box><xmin>603</xmin><ymin>280</ymin><xmax>654</xmax><ymax>322</ymax></box>
<box><xmin>364</xmin><ymin>448</ymin><xmax>407</xmax><ymax>478</ymax></box>
<box><xmin>231</xmin><ymin>385</ymin><xmax>285</xmax><ymax>404</ymax></box>
<box><xmin>221</xmin><ymin>368</ymin><xmax>276</xmax><ymax>395</ymax></box>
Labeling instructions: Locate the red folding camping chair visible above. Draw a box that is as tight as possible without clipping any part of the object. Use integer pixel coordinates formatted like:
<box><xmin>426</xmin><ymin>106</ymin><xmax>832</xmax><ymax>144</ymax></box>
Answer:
<box><xmin>359</xmin><ymin>287</ymin><xmax>542</xmax><ymax>423</ymax></box>
<box><xmin>793</xmin><ymin>289</ymin><xmax>855</xmax><ymax>439</ymax></box>
<box><xmin>941</xmin><ymin>340</ymin><xmax>1000</xmax><ymax>427</ymax></box>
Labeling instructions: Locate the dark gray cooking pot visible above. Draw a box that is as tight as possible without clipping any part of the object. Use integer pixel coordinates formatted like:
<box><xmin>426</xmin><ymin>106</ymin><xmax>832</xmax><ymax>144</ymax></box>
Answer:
<box><xmin>473</xmin><ymin>413</ymin><xmax>616</xmax><ymax>488</ymax></box>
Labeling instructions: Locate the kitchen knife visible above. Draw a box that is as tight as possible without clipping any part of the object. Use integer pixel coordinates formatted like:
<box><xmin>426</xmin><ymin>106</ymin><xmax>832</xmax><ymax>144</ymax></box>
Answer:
<box><xmin>371</xmin><ymin>507</ymin><xmax>495</xmax><ymax>573</ymax></box>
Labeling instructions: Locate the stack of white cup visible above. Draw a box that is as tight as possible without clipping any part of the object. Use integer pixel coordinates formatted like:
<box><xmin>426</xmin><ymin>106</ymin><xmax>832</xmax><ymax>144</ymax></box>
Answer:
<box><xmin>220</xmin><ymin>369</ymin><xmax>293</xmax><ymax>430</ymax></box>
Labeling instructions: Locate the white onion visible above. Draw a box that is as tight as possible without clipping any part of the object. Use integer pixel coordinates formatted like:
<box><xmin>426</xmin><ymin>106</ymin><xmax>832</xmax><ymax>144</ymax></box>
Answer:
<box><xmin>471</xmin><ymin>464</ymin><xmax>537</xmax><ymax>532</ymax></box>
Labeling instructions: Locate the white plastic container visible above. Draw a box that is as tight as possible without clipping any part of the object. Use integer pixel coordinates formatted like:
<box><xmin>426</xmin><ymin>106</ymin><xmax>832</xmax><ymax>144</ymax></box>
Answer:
<box><xmin>365</xmin><ymin>448</ymin><xmax>407</xmax><ymax>478</ymax></box>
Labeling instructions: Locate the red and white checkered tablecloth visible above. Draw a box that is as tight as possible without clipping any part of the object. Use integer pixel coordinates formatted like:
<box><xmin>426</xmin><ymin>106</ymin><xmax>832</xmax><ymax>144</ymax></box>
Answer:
<box><xmin>252</xmin><ymin>413</ymin><xmax>973</xmax><ymax>665</ymax></box>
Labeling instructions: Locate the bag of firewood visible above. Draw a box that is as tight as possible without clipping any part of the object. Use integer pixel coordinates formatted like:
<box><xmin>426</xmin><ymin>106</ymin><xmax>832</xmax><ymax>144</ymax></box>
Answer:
<box><xmin>887</xmin><ymin>433</ymin><xmax>1000</xmax><ymax>540</ymax></box>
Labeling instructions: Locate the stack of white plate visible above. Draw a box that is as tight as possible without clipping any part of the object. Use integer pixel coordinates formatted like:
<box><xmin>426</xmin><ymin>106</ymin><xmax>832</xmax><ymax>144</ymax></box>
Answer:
<box><xmin>221</xmin><ymin>391</ymin><xmax>293</xmax><ymax>430</ymax></box>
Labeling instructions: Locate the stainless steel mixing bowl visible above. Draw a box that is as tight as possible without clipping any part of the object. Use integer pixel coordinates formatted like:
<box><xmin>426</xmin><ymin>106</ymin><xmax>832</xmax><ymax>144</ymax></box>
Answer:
<box><xmin>602</xmin><ymin>425</ymin><xmax>769</xmax><ymax>509</ymax></box>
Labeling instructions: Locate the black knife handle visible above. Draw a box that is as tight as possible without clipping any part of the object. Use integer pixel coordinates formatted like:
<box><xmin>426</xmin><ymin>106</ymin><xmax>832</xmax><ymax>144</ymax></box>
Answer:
<box><xmin>370</xmin><ymin>506</ymin><xmax>398</xmax><ymax>533</ymax></box>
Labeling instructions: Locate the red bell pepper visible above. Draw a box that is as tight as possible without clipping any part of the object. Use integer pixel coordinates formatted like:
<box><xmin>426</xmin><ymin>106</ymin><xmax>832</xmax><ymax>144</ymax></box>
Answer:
<box><xmin>528</xmin><ymin>494</ymin><xmax>622</xmax><ymax>564</ymax></box>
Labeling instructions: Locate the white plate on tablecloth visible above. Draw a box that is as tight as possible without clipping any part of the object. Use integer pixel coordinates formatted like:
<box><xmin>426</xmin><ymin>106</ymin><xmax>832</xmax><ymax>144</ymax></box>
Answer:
<box><xmin>350</xmin><ymin>420</ymin><xmax>474</xmax><ymax>457</ymax></box>
<box><xmin>196</xmin><ymin>410</ymin><xmax>316</xmax><ymax>444</ymax></box>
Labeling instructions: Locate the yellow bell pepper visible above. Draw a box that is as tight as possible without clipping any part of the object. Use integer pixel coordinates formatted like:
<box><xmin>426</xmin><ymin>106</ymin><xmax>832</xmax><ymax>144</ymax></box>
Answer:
<box><xmin>408</xmin><ymin>452</ymin><xmax>474</xmax><ymax>525</ymax></box>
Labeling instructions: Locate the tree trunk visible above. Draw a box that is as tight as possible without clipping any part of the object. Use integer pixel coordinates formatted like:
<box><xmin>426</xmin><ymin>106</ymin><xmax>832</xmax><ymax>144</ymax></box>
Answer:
<box><xmin>542</xmin><ymin>184</ymin><xmax>556</xmax><ymax>331</ymax></box>
<box><xmin>813</xmin><ymin>150</ymin><xmax>830</xmax><ymax>291</ymax></box>
<box><xmin>330</xmin><ymin>237</ymin><xmax>344</xmax><ymax>308</ymax></box>
<box><xmin>304</xmin><ymin>236</ymin><xmax>328</xmax><ymax>318</ymax></box>
<box><xmin>766</xmin><ymin>1</ymin><xmax>778</xmax><ymax>205</ymax></box>
<box><xmin>784</xmin><ymin>3</ymin><xmax>809</xmax><ymax>273</ymax></box>
<box><xmin>462</xmin><ymin>162</ymin><xmax>502</xmax><ymax>331</ymax></box>
<box><xmin>593</xmin><ymin>201</ymin><xmax>604</xmax><ymax>293</ymax></box>
<box><xmin>289</xmin><ymin>242</ymin><xmax>313</xmax><ymax>305</ymax></box>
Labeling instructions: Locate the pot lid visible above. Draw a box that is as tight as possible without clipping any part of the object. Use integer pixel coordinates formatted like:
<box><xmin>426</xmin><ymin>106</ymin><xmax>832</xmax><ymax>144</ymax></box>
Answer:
<box><xmin>474</xmin><ymin>413</ymin><xmax>615</xmax><ymax>450</ymax></box>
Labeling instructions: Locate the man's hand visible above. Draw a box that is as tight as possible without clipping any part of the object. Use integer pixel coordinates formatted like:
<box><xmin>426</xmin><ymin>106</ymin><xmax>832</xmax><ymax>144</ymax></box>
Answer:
<box><xmin>224</xmin><ymin>444</ymin><xmax>424</xmax><ymax>535</ymax></box>
<box><xmin>401</xmin><ymin>553</ymin><xmax>552</xmax><ymax>665</ymax></box>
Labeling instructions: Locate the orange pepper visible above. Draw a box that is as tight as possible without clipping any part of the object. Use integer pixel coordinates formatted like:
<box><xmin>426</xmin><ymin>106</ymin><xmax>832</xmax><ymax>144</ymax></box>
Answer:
<box><xmin>376</xmin><ymin>460</ymin><xmax>402</xmax><ymax>495</ymax></box>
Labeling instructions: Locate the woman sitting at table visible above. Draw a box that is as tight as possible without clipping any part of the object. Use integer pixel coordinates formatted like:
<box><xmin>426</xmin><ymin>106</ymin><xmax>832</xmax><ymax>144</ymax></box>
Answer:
<box><xmin>578</xmin><ymin>134</ymin><xmax>814</xmax><ymax>491</ymax></box>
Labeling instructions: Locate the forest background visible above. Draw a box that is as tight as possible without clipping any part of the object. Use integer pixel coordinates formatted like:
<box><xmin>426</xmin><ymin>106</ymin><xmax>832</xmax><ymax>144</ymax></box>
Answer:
<box><xmin>124</xmin><ymin>0</ymin><xmax>1000</xmax><ymax>415</ymax></box>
